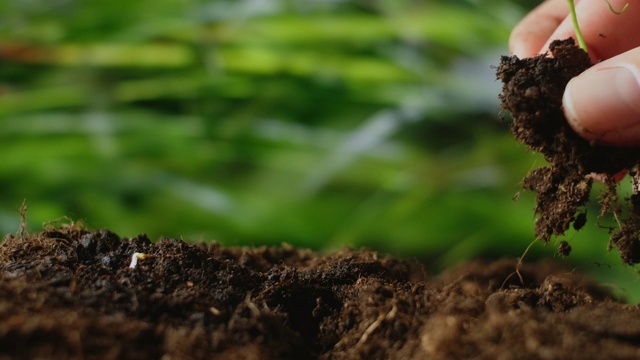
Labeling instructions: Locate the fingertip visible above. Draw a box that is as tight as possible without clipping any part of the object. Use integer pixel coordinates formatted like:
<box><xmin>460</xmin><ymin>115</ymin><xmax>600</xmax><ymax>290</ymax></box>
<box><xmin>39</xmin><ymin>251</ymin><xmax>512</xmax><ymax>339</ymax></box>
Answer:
<box><xmin>509</xmin><ymin>0</ymin><xmax>570</xmax><ymax>58</ymax></box>
<box><xmin>509</xmin><ymin>41</ymin><xmax>537</xmax><ymax>59</ymax></box>
<box><xmin>509</xmin><ymin>25</ymin><xmax>551</xmax><ymax>58</ymax></box>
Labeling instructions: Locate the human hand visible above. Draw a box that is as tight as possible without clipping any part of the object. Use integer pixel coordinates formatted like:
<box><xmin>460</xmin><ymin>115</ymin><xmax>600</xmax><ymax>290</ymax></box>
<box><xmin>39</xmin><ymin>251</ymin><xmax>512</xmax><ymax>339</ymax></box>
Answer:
<box><xmin>509</xmin><ymin>0</ymin><xmax>640</xmax><ymax>146</ymax></box>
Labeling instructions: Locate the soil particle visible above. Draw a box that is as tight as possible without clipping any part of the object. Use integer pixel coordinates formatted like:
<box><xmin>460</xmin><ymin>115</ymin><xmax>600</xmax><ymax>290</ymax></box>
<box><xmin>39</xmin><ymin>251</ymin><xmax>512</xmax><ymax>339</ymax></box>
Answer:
<box><xmin>557</xmin><ymin>240</ymin><xmax>572</xmax><ymax>256</ymax></box>
<box><xmin>2</xmin><ymin>225</ymin><xmax>640</xmax><ymax>359</ymax></box>
<box><xmin>497</xmin><ymin>38</ymin><xmax>640</xmax><ymax>263</ymax></box>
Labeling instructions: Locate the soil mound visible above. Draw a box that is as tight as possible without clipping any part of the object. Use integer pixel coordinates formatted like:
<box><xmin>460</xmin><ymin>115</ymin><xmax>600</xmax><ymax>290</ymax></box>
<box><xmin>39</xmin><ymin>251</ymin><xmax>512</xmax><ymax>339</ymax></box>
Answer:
<box><xmin>1</xmin><ymin>225</ymin><xmax>640</xmax><ymax>359</ymax></box>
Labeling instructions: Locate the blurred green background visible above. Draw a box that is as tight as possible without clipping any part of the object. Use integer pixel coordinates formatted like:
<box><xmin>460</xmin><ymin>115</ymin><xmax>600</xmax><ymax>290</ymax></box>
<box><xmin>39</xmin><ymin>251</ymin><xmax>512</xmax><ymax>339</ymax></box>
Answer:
<box><xmin>2</xmin><ymin>0</ymin><xmax>640</xmax><ymax>300</ymax></box>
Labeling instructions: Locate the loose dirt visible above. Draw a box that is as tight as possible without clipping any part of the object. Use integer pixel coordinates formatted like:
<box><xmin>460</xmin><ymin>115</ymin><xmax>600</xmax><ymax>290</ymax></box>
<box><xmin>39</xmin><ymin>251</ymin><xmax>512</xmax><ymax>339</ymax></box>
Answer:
<box><xmin>497</xmin><ymin>38</ymin><xmax>640</xmax><ymax>264</ymax></box>
<box><xmin>2</xmin><ymin>224</ymin><xmax>640</xmax><ymax>359</ymax></box>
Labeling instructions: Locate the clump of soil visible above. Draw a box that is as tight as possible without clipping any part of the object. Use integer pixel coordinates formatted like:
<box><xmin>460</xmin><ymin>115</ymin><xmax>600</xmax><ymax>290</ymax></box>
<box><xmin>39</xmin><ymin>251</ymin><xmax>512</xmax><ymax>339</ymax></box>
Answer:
<box><xmin>497</xmin><ymin>38</ymin><xmax>640</xmax><ymax>264</ymax></box>
<box><xmin>3</xmin><ymin>224</ymin><xmax>640</xmax><ymax>359</ymax></box>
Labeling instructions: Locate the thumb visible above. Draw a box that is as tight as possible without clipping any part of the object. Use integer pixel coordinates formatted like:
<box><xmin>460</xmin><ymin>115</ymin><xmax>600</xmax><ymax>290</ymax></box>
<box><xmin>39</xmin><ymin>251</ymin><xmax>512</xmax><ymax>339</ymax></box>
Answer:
<box><xmin>563</xmin><ymin>48</ymin><xmax>640</xmax><ymax>146</ymax></box>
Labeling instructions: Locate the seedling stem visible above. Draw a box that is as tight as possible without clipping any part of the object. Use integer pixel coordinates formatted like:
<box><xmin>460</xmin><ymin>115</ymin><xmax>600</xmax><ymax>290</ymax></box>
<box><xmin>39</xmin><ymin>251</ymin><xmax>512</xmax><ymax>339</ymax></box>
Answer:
<box><xmin>568</xmin><ymin>0</ymin><xmax>588</xmax><ymax>53</ymax></box>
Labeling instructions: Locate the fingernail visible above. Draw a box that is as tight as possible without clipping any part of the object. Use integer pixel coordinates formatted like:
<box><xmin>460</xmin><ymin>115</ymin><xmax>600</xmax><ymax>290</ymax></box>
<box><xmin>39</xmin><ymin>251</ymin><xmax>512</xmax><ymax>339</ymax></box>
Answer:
<box><xmin>564</xmin><ymin>65</ymin><xmax>640</xmax><ymax>145</ymax></box>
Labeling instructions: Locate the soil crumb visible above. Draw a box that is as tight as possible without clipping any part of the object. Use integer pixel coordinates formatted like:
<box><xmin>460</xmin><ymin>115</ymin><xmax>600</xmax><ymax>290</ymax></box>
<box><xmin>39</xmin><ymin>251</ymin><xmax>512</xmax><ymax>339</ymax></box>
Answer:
<box><xmin>497</xmin><ymin>38</ymin><xmax>640</xmax><ymax>263</ymax></box>
<box><xmin>2</xmin><ymin>225</ymin><xmax>640</xmax><ymax>359</ymax></box>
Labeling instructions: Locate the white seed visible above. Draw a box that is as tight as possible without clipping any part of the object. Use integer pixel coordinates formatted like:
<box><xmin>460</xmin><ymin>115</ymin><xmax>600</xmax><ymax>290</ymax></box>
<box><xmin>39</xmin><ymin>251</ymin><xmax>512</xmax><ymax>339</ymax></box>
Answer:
<box><xmin>129</xmin><ymin>252</ymin><xmax>148</xmax><ymax>269</ymax></box>
<box><xmin>209</xmin><ymin>306</ymin><xmax>221</xmax><ymax>316</ymax></box>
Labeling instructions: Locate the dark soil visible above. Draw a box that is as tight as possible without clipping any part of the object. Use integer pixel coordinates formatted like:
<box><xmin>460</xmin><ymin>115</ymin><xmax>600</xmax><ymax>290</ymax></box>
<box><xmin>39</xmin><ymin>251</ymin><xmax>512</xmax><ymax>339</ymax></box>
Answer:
<box><xmin>497</xmin><ymin>38</ymin><xmax>640</xmax><ymax>264</ymax></box>
<box><xmin>3</xmin><ymin>225</ymin><xmax>640</xmax><ymax>359</ymax></box>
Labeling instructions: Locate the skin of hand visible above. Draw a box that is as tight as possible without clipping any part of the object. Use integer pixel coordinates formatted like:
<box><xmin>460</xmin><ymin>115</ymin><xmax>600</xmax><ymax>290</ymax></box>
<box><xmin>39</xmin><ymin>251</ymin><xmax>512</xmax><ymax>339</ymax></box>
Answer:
<box><xmin>509</xmin><ymin>0</ymin><xmax>640</xmax><ymax>146</ymax></box>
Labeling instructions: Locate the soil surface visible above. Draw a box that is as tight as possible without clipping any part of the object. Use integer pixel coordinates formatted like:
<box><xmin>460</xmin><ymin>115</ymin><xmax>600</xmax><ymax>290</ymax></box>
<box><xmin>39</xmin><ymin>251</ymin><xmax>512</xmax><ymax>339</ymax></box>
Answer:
<box><xmin>497</xmin><ymin>39</ymin><xmax>640</xmax><ymax>264</ymax></box>
<box><xmin>2</xmin><ymin>225</ymin><xmax>640</xmax><ymax>359</ymax></box>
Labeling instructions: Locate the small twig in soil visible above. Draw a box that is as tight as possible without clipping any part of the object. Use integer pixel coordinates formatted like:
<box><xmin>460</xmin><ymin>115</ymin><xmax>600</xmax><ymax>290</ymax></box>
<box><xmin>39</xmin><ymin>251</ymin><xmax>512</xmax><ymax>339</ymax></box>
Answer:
<box><xmin>356</xmin><ymin>304</ymin><xmax>398</xmax><ymax>347</ymax></box>
<box><xmin>18</xmin><ymin>199</ymin><xmax>27</xmax><ymax>237</ymax></box>
<box><xmin>244</xmin><ymin>292</ymin><xmax>261</xmax><ymax>317</ymax></box>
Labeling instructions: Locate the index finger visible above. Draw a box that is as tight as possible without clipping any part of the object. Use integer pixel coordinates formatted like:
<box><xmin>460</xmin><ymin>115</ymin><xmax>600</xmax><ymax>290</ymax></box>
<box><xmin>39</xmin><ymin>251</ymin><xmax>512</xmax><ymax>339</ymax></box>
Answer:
<box><xmin>509</xmin><ymin>0</ymin><xmax>572</xmax><ymax>58</ymax></box>
<box><xmin>540</xmin><ymin>0</ymin><xmax>640</xmax><ymax>61</ymax></box>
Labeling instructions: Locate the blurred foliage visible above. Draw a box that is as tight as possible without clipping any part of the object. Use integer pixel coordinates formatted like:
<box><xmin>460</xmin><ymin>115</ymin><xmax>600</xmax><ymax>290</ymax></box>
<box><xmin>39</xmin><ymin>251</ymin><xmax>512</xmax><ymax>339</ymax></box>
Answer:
<box><xmin>2</xmin><ymin>0</ymin><xmax>640</xmax><ymax>300</ymax></box>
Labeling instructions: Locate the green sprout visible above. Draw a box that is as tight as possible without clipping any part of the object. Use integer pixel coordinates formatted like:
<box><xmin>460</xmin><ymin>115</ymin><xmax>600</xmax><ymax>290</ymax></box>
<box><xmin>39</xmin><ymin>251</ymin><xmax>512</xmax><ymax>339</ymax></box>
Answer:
<box><xmin>567</xmin><ymin>0</ymin><xmax>630</xmax><ymax>54</ymax></box>
<box><xmin>606</xmin><ymin>0</ymin><xmax>630</xmax><ymax>14</ymax></box>
<box><xmin>567</xmin><ymin>0</ymin><xmax>588</xmax><ymax>52</ymax></box>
